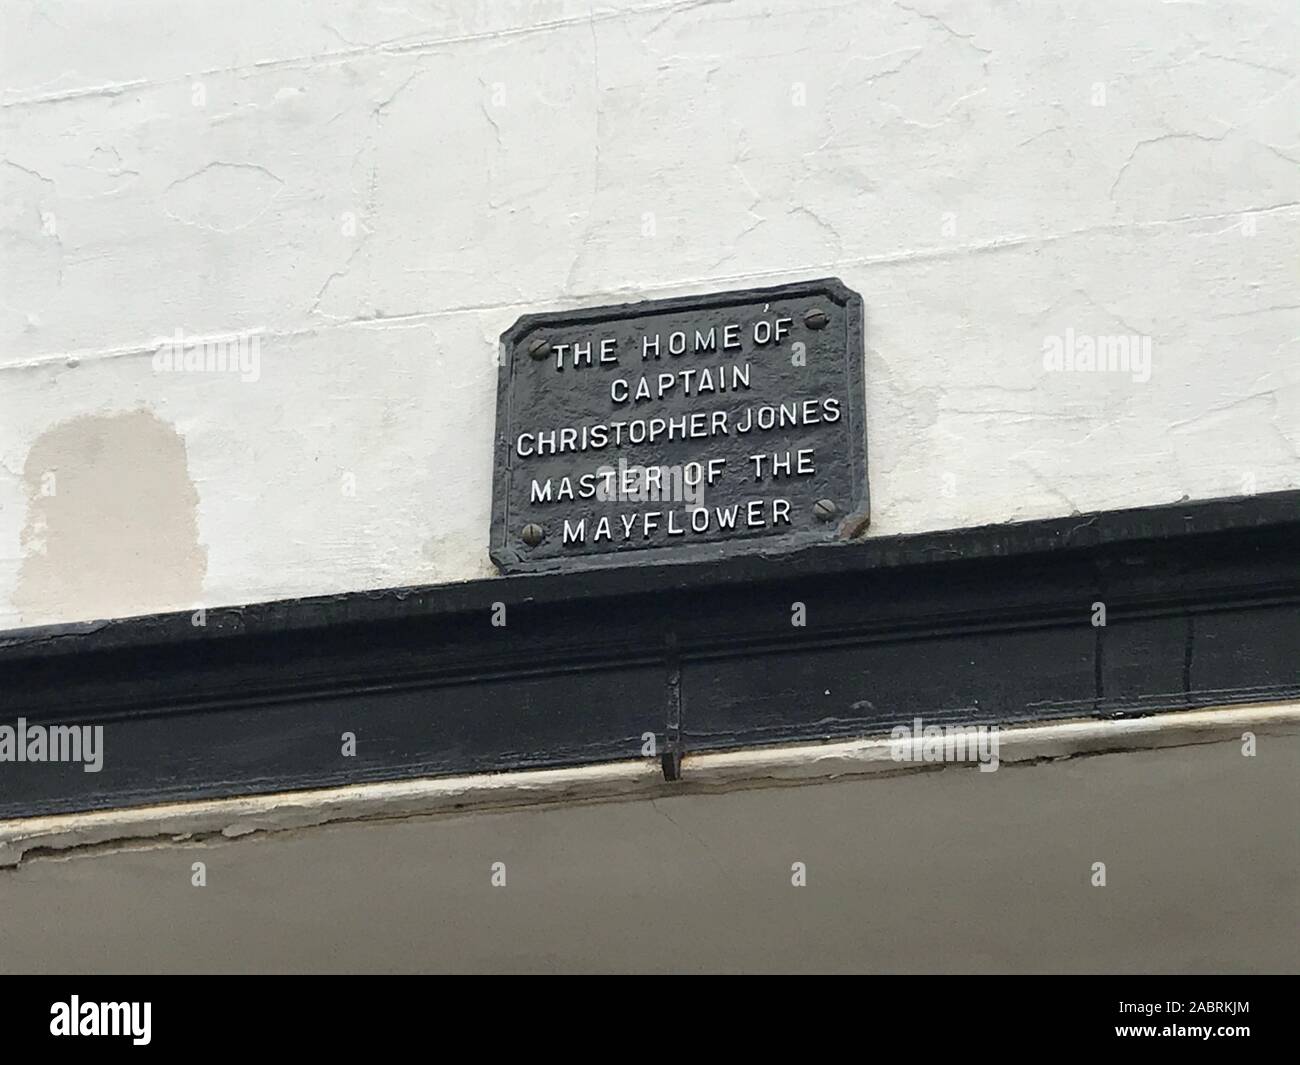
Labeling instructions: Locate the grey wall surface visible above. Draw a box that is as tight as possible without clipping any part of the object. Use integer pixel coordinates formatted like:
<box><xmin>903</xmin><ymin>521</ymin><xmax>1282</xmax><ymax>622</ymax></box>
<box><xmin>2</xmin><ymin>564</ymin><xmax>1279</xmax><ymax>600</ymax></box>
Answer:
<box><xmin>2</xmin><ymin>730</ymin><xmax>1295</xmax><ymax>973</ymax></box>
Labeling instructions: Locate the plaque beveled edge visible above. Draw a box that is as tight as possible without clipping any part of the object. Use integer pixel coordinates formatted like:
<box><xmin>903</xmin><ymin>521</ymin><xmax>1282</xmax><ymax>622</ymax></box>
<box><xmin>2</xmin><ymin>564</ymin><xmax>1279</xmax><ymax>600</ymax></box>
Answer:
<box><xmin>489</xmin><ymin>277</ymin><xmax>869</xmax><ymax>575</ymax></box>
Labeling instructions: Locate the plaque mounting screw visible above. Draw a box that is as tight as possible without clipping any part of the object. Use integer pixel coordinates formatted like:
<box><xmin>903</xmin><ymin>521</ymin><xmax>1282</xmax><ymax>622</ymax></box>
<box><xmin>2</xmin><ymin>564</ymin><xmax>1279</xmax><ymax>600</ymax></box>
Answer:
<box><xmin>813</xmin><ymin>498</ymin><xmax>838</xmax><ymax>522</ymax></box>
<box><xmin>803</xmin><ymin>307</ymin><xmax>829</xmax><ymax>330</ymax></box>
<box><xmin>526</xmin><ymin>338</ymin><xmax>550</xmax><ymax>360</ymax></box>
<box><xmin>521</xmin><ymin>522</ymin><xmax>545</xmax><ymax>547</ymax></box>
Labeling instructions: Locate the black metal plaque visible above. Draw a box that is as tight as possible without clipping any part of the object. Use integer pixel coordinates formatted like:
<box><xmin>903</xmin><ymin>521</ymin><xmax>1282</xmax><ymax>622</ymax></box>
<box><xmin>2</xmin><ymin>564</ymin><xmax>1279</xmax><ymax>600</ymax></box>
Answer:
<box><xmin>491</xmin><ymin>278</ymin><xmax>867</xmax><ymax>573</ymax></box>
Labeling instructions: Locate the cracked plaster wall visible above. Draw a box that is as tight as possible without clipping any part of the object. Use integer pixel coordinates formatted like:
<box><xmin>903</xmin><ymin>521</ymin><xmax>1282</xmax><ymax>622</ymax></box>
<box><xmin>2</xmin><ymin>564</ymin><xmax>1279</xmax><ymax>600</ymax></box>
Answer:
<box><xmin>0</xmin><ymin>0</ymin><xmax>1297</xmax><ymax>626</ymax></box>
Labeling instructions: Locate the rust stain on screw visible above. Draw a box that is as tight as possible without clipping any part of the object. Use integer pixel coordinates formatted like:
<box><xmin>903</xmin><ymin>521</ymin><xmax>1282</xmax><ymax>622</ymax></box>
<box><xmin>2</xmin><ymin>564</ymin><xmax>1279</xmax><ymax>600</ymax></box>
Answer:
<box><xmin>813</xmin><ymin>498</ymin><xmax>837</xmax><ymax>521</ymax></box>
<box><xmin>521</xmin><ymin>522</ymin><xmax>545</xmax><ymax>546</ymax></box>
<box><xmin>527</xmin><ymin>338</ymin><xmax>550</xmax><ymax>360</ymax></box>
<box><xmin>803</xmin><ymin>308</ymin><xmax>829</xmax><ymax>330</ymax></box>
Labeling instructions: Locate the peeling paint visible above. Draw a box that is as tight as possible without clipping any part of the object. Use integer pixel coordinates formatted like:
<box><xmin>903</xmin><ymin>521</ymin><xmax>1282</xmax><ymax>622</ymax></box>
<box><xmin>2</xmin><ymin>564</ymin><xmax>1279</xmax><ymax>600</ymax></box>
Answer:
<box><xmin>1</xmin><ymin>701</ymin><xmax>1296</xmax><ymax>870</ymax></box>
<box><xmin>162</xmin><ymin>162</ymin><xmax>285</xmax><ymax>232</ymax></box>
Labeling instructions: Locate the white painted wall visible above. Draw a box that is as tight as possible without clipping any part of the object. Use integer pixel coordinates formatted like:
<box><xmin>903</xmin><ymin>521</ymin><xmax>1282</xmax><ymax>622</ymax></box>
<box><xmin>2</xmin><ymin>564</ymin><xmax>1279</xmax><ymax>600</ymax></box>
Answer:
<box><xmin>2</xmin><ymin>0</ymin><xmax>1297</xmax><ymax>626</ymax></box>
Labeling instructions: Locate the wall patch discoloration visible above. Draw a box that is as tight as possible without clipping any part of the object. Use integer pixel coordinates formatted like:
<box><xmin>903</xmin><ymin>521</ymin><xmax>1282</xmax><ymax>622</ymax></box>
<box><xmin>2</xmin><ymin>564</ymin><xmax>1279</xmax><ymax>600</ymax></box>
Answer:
<box><xmin>16</xmin><ymin>411</ymin><xmax>207</xmax><ymax>625</ymax></box>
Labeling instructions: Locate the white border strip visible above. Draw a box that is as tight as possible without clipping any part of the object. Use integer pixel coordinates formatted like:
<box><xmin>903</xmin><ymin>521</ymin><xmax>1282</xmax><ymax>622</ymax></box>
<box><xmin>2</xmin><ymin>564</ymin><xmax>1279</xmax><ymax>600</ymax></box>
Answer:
<box><xmin>2</xmin><ymin>702</ymin><xmax>1297</xmax><ymax>867</ymax></box>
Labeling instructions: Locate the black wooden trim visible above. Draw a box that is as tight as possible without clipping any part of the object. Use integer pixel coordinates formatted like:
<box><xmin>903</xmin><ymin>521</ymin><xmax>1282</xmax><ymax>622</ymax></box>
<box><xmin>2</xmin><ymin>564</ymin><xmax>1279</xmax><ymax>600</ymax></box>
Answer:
<box><xmin>1</xmin><ymin>490</ymin><xmax>1297</xmax><ymax>819</ymax></box>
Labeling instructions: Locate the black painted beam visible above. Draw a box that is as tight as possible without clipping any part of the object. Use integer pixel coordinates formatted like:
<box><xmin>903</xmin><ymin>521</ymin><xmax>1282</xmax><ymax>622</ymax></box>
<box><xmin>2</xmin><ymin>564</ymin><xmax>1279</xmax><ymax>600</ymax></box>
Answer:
<box><xmin>1</xmin><ymin>490</ymin><xmax>1297</xmax><ymax>818</ymax></box>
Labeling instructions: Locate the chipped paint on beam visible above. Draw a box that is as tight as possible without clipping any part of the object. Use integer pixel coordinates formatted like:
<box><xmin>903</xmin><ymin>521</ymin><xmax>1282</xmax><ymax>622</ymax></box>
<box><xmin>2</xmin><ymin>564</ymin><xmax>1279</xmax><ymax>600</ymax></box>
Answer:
<box><xmin>2</xmin><ymin>701</ymin><xmax>1296</xmax><ymax>870</ymax></box>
